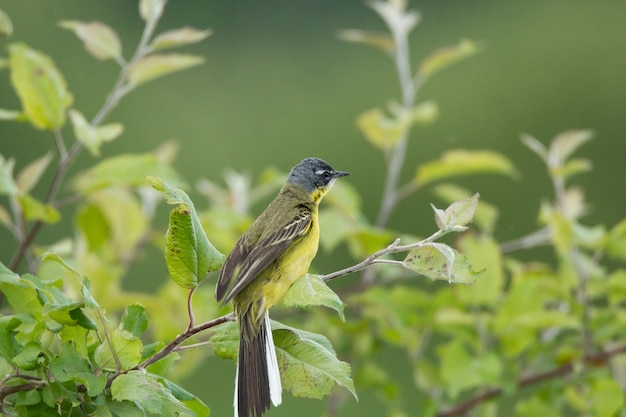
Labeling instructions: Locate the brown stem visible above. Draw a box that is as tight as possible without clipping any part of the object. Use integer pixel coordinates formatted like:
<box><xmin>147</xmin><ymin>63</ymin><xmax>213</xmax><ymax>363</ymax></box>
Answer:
<box><xmin>436</xmin><ymin>345</ymin><xmax>626</xmax><ymax>417</ymax></box>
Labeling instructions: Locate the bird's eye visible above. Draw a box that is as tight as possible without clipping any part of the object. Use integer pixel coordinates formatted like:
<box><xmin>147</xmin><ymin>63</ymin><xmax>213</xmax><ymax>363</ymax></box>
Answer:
<box><xmin>323</xmin><ymin>171</ymin><xmax>332</xmax><ymax>178</ymax></box>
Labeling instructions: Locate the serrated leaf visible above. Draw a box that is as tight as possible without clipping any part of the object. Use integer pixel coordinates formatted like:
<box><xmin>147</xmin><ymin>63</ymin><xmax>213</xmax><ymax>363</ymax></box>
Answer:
<box><xmin>8</xmin><ymin>43</ymin><xmax>73</xmax><ymax>130</ymax></box>
<box><xmin>128</xmin><ymin>53</ymin><xmax>204</xmax><ymax>88</ymax></box>
<box><xmin>403</xmin><ymin>244</ymin><xmax>483</xmax><ymax>284</ymax></box>
<box><xmin>17</xmin><ymin>193</ymin><xmax>60</xmax><ymax>224</ymax></box>
<box><xmin>59</xmin><ymin>20</ymin><xmax>122</xmax><ymax>61</ymax></box>
<box><xmin>139</xmin><ymin>0</ymin><xmax>166</xmax><ymax>22</ymax></box>
<box><xmin>50</xmin><ymin>342</ymin><xmax>106</xmax><ymax>396</ymax></box>
<box><xmin>16</xmin><ymin>152</ymin><xmax>53</xmax><ymax>194</ymax></box>
<box><xmin>148</xmin><ymin>176</ymin><xmax>225</xmax><ymax>288</ymax></box>
<box><xmin>0</xmin><ymin>109</ymin><xmax>21</xmax><ymax>120</ymax></box>
<box><xmin>151</xmin><ymin>27</ymin><xmax>213</xmax><ymax>51</ymax></box>
<box><xmin>120</xmin><ymin>304</ymin><xmax>149</xmax><ymax>338</ymax></box>
<box><xmin>283</xmin><ymin>274</ymin><xmax>345</xmax><ymax>320</ymax></box>
<box><xmin>432</xmin><ymin>183</ymin><xmax>499</xmax><ymax>233</ymax></box>
<box><xmin>549</xmin><ymin>129</ymin><xmax>593</xmax><ymax>165</ymax></box>
<box><xmin>209</xmin><ymin>321</ymin><xmax>238</xmax><ymax>360</ymax></box>
<box><xmin>111</xmin><ymin>370</ymin><xmax>191</xmax><ymax>416</ymax></box>
<box><xmin>415</xmin><ymin>149</ymin><xmax>518</xmax><ymax>187</ymax></box>
<box><xmin>73</xmin><ymin>152</ymin><xmax>181</xmax><ymax>193</ymax></box>
<box><xmin>0</xmin><ymin>9</ymin><xmax>13</xmax><ymax>37</ymax></box>
<box><xmin>12</xmin><ymin>341</ymin><xmax>44</xmax><ymax>370</ymax></box>
<box><xmin>441</xmin><ymin>193</ymin><xmax>479</xmax><ymax>230</ymax></box>
<box><xmin>69</xmin><ymin>109</ymin><xmax>123</xmax><ymax>156</ymax></box>
<box><xmin>418</xmin><ymin>38</ymin><xmax>480</xmax><ymax>78</ymax></box>
<box><xmin>0</xmin><ymin>154</ymin><xmax>18</xmax><ymax>196</ymax></box>
<box><xmin>94</xmin><ymin>328</ymin><xmax>142</xmax><ymax>371</ymax></box>
<box><xmin>337</xmin><ymin>29</ymin><xmax>394</xmax><ymax>54</ymax></box>
<box><xmin>273</xmin><ymin>322</ymin><xmax>357</xmax><ymax>401</ymax></box>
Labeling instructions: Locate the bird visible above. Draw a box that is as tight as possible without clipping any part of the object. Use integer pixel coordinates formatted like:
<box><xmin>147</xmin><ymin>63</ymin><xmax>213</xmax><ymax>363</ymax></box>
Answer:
<box><xmin>215</xmin><ymin>157</ymin><xmax>349</xmax><ymax>417</ymax></box>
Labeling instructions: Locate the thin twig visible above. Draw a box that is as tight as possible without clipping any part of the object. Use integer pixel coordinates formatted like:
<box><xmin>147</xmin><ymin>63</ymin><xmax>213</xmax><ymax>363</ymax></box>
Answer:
<box><xmin>186</xmin><ymin>287</ymin><xmax>197</xmax><ymax>331</ymax></box>
<box><xmin>8</xmin><ymin>1</ymin><xmax>164</xmax><ymax>273</ymax></box>
<box><xmin>499</xmin><ymin>227</ymin><xmax>551</xmax><ymax>254</ymax></box>
<box><xmin>322</xmin><ymin>229</ymin><xmax>446</xmax><ymax>282</ymax></box>
<box><xmin>436</xmin><ymin>345</ymin><xmax>626</xmax><ymax>417</ymax></box>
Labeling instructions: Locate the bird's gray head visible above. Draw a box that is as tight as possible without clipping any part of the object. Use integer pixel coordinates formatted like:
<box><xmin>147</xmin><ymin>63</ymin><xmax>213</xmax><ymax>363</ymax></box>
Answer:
<box><xmin>287</xmin><ymin>157</ymin><xmax>349</xmax><ymax>193</ymax></box>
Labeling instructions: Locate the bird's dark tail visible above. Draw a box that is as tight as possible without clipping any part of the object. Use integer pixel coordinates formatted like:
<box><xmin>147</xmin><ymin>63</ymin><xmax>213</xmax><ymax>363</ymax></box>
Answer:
<box><xmin>235</xmin><ymin>310</ymin><xmax>282</xmax><ymax>417</ymax></box>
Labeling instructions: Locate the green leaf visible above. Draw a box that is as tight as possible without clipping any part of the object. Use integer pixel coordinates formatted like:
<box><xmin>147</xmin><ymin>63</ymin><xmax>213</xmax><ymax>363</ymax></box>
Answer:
<box><xmin>273</xmin><ymin>322</ymin><xmax>358</xmax><ymax>401</ymax></box>
<box><xmin>128</xmin><ymin>53</ymin><xmax>204</xmax><ymax>88</ymax></box>
<box><xmin>12</xmin><ymin>341</ymin><xmax>44</xmax><ymax>370</ymax></box>
<box><xmin>0</xmin><ymin>264</ymin><xmax>43</xmax><ymax>317</ymax></box>
<box><xmin>8</xmin><ymin>43</ymin><xmax>73</xmax><ymax>130</ymax></box>
<box><xmin>93</xmin><ymin>328</ymin><xmax>142</xmax><ymax>371</ymax></box>
<box><xmin>283</xmin><ymin>274</ymin><xmax>345</xmax><ymax>320</ymax></box>
<box><xmin>59</xmin><ymin>20</ymin><xmax>122</xmax><ymax>61</ymax></box>
<box><xmin>209</xmin><ymin>321</ymin><xmax>238</xmax><ymax>360</ymax></box>
<box><xmin>50</xmin><ymin>342</ymin><xmax>106</xmax><ymax>396</ymax></box>
<box><xmin>0</xmin><ymin>154</ymin><xmax>18</xmax><ymax>196</ymax></box>
<box><xmin>403</xmin><ymin>244</ymin><xmax>483</xmax><ymax>284</ymax></box>
<box><xmin>0</xmin><ymin>315</ymin><xmax>21</xmax><ymax>360</ymax></box>
<box><xmin>337</xmin><ymin>29</ymin><xmax>394</xmax><ymax>54</ymax></box>
<box><xmin>111</xmin><ymin>370</ymin><xmax>192</xmax><ymax>416</ymax></box>
<box><xmin>0</xmin><ymin>9</ymin><xmax>13</xmax><ymax>37</ymax></box>
<box><xmin>415</xmin><ymin>149</ymin><xmax>518</xmax><ymax>187</ymax></box>
<box><xmin>148</xmin><ymin>176</ymin><xmax>225</xmax><ymax>289</ymax></box>
<box><xmin>73</xmin><ymin>152</ymin><xmax>181</xmax><ymax>193</ymax></box>
<box><xmin>41</xmin><ymin>251</ymin><xmax>81</xmax><ymax>283</ymax></box>
<box><xmin>151</xmin><ymin>27</ymin><xmax>213</xmax><ymax>51</ymax></box>
<box><xmin>120</xmin><ymin>304</ymin><xmax>149</xmax><ymax>338</ymax></box>
<box><xmin>17</xmin><ymin>193</ymin><xmax>60</xmax><ymax>224</ymax></box>
<box><xmin>16</xmin><ymin>152</ymin><xmax>53</xmax><ymax>194</ymax></box>
<box><xmin>157</xmin><ymin>376</ymin><xmax>211</xmax><ymax>416</ymax></box>
<box><xmin>139</xmin><ymin>0</ymin><xmax>165</xmax><ymax>22</ymax></box>
<box><xmin>551</xmin><ymin>157</ymin><xmax>592</xmax><ymax>180</ymax></box>
<box><xmin>606</xmin><ymin>217</ymin><xmax>626</xmax><ymax>261</ymax></box>
<box><xmin>514</xmin><ymin>396</ymin><xmax>560</xmax><ymax>417</ymax></box>
<box><xmin>590</xmin><ymin>378</ymin><xmax>624</xmax><ymax>417</ymax></box>
<box><xmin>455</xmin><ymin>233</ymin><xmax>503</xmax><ymax>306</ymax></box>
<box><xmin>418</xmin><ymin>39</ymin><xmax>481</xmax><ymax>78</ymax></box>
<box><xmin>69</xmin><ymin>109</ymin><xmax>123</xmax><ymax>156</ymax></box>
<box><xmin>439</xmin><ymin>340</ymin><xmax>502</xmax><ymax>398</ymax></box>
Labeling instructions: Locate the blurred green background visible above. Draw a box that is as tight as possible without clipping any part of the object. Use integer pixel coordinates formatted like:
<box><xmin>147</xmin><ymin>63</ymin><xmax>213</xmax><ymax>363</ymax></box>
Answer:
<box><xmin>1</xmin><ymin>0</ymin><xmax>625</xmax><ymax>415</ymax></box>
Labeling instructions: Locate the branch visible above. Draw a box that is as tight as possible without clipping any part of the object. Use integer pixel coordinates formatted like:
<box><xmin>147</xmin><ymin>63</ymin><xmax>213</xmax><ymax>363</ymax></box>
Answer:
<box><xmin>436</xmin><ymin>344</ymin><xmax>626</xmax><ymax>417</ymax></box>
<box><xmin>107</xmin><ymin>312</ymin><xmax>235</xmax><ymax>387</ymax></box>
<box><xmin>321</xmin><ymin>228</ymin><xmax>446</xmax><ymax>282</ymax></box>
<box><xmin>8</xmin><ymin>1</ymin><xmax>164</xmax><ymax>273</ymax></box>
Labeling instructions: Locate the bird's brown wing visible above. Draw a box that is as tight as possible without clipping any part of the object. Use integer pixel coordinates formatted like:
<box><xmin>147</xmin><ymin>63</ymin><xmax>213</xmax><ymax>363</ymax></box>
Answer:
<box><xmin>215</xmin><ymin>207</ymin><xmax>312</xmax><ymax>304</ymax></box>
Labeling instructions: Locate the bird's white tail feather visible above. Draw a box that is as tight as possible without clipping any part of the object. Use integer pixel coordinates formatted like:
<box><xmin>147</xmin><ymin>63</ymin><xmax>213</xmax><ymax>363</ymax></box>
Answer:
<box><xmin>233</xmin><ymin>362</ymin><xmax>239</xmax><ymax>417</ymax></box>
<box><xmin>264</xmin><ymin>311</ymin><xmax>282</xmax><ymax>406</ymax></box>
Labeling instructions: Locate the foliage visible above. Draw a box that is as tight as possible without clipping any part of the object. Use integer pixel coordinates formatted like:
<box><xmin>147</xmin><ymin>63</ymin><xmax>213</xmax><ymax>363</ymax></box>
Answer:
<box><xmin>1</xmin><ymin>1</ymin><xmax>625</xmax><ymax>417</ymax></box>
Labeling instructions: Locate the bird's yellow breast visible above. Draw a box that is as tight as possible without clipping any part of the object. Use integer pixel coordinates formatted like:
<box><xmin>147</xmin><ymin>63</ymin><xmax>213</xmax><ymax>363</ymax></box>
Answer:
<box><xmin>262</xmin><ymin>211</ymin><xmax>319</xmax><ymax>308</ymax></box>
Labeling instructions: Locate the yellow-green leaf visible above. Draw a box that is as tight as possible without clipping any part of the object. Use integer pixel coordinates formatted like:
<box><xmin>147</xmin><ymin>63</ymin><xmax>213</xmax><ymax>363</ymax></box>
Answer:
<box><xmin>549</xmin><ymin>129</ymin><xmax>593</xmax><ymax>164</ymax></box>
<box><xmin>0</xmin><ymin>9</ymin><xmax>13</xmax><ymax>37</ymax></box>
<box><xmin>8</xmin><ymin>43</ymin><xmax>73</xmax><ymax>130</ymax></box>
<box><xmin>59</xmin><ymin>20</ymin><xmax>122</xmax><ymax>62</ymax></box>
<box><xmin>17</xmin><ymin>193</ymin><xmax>60</xmax><ymax>224</ymax></box>
<box><xmin>0</xmin><ymin>154</ymin><xmax>18</xmax><ymax>196</ymax></box>
<box><xmin>337</xmin><ymin>29</ymin><xmax>394</xmax><ymax>54</ymax></box>
<box><xmin>139</xmin><ymin>0</ymin><xmax>165</xmax><ymax>22</ymax></box>
<box><xmin>94</xmin><ymin>328</ymin><xmax>142</xmax><ymax>371</ymax></box>
<box><xmin>403</xmin><ymin>244</ymin><xmax>483</xmax><ymax>284</ymax></box>
<box><xmin>415</xmin><ymin>149</ymin><xmax>519</xmax><ymax>187</ymax></box>
<box><xmin>418</xmin><ymin>38</ymin><xmax>480</xmax><ymax>78</ymax></box>
<box><xmin>151</xmin><ymin>27</ymin><xmax>213</xmax><ymax>51</ymax></box>
<box><xmin>69</xmin><ymin>109</ymin><xmax>123</xmax><ymax>156</ymax></box>
<box><xmin>356</xmin><ymin>108</ymin><xmax>405</xmax><ymax>150</ymax></box>
<box><xmin>128</xmin><ymin>53</ymin><xmax>204</xmax><ymax>88</ymax></box>
<box><xmin>16</xmin><ymin>151</ymin><xmax>53</xmax><ymax>194</ymax></box>
<box><xmin>432</xmin><ymin>183</ymin><xmax>499</xmax><ymax>233</ymax></box>
<box><xmin>148</xmin><ymin>176</ymin><xmax>226</xmax><ymax>289</ymax></box>
<box><xmin>0</xmin><ymin>109</ymin><xmax>21</xmax><ymax>120</ymax></box>
<box><xmin>283</xmin><ymin>274</ymin><xmax>345</xmax><ymax>320</ymax></box>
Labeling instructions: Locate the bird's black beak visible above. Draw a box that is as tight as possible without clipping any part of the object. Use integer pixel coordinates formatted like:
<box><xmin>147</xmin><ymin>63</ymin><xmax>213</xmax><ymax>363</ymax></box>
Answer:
<box><xmin>334</xmin><ymin>170</ymin><xmax>350</xmax><ymax>178</ymax></box>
